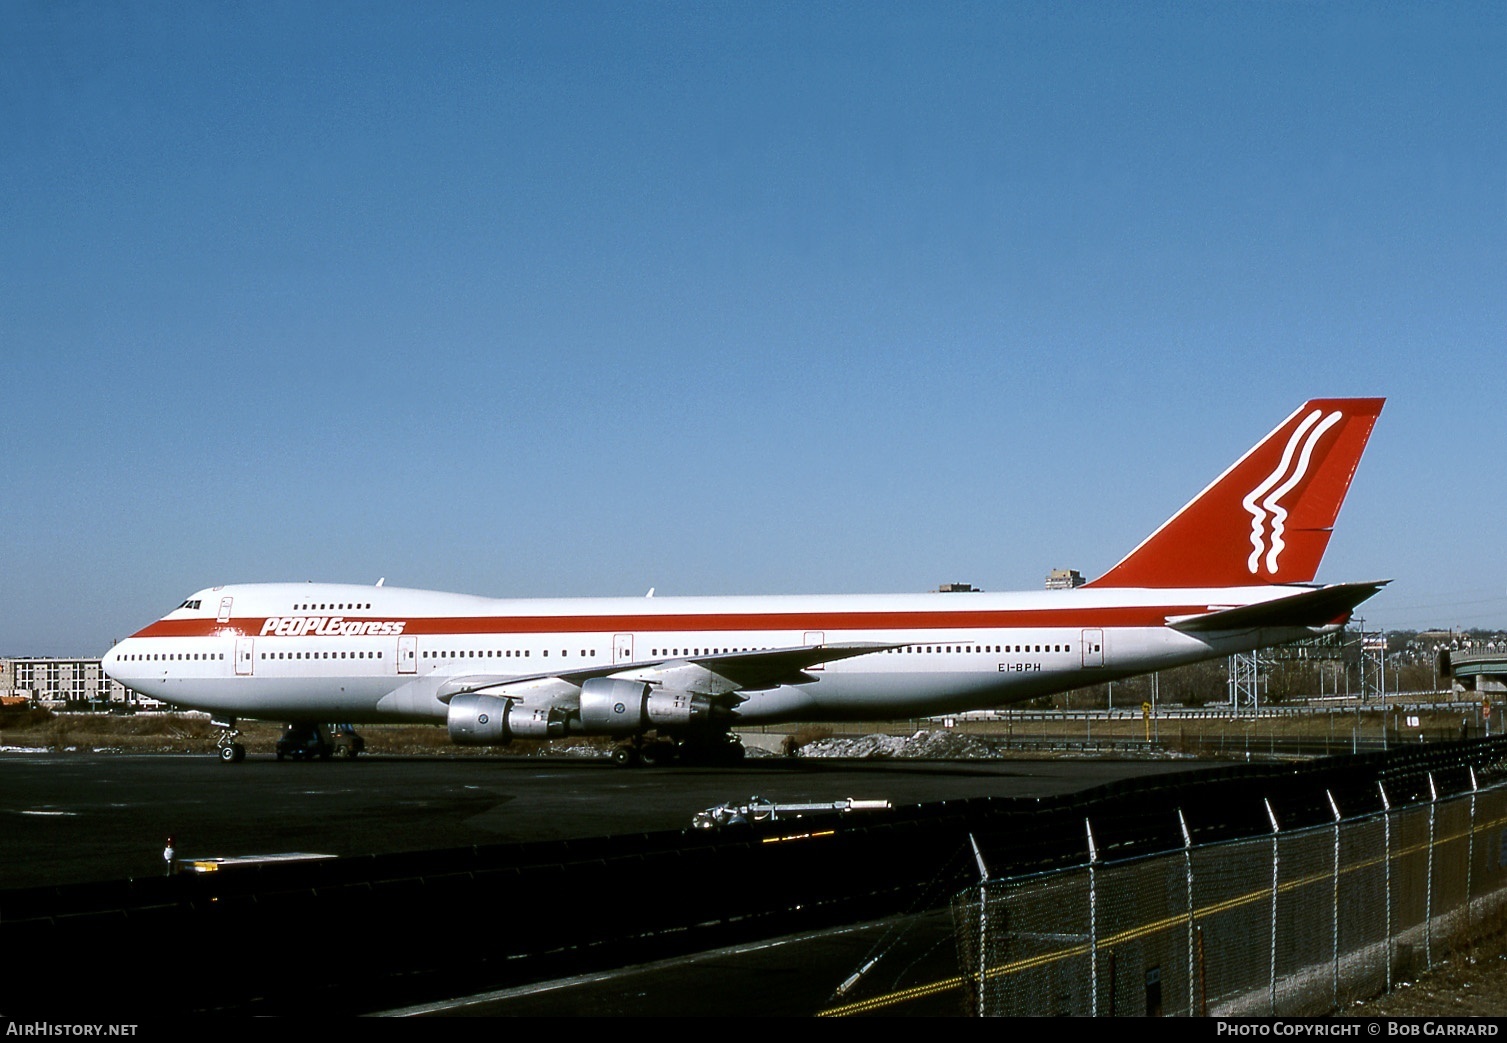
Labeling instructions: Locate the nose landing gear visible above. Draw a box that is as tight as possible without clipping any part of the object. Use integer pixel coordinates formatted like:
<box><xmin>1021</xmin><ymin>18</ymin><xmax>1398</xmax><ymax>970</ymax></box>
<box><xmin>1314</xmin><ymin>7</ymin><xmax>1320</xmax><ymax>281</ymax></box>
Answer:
<box><xmin>212</xmin><ymin>719</ymin><xmax>246</xmax><ymax>764</ymax></box>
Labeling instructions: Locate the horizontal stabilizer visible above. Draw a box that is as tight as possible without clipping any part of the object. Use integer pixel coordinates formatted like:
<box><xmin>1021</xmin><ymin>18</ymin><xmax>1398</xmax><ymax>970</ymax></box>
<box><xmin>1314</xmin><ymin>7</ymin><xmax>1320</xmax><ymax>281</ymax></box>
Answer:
<box><xmin>1168</xmin><ymin>581</ymin><xmax>1389</xmax><ymax>632</ymax></box>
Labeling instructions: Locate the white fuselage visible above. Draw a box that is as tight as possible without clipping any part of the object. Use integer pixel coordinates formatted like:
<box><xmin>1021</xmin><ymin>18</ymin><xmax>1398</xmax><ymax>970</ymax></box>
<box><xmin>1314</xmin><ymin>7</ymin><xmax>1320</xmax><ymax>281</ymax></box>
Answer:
<box><xmin>103</xmin><ymin>581</ymin><xmax>1320</xmax><ymax>727</ymax></box>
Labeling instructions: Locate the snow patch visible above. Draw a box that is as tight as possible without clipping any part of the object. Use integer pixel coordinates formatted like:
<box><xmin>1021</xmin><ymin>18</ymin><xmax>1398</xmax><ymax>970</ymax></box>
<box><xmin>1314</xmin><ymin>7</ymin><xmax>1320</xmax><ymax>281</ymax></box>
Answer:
<box><xmin>798</xmin><ymin>730</ymin><xmax>995</xmax><ymax>760</ymax></box>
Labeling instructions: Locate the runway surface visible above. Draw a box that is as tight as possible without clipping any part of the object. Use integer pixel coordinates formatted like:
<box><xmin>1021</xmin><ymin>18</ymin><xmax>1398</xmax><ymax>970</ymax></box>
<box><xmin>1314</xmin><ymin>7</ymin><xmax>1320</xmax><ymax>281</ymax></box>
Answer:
<box><xmin>0</xmin><ymin>750</ymin><xmax>1197</xmax><ymax>890</ymax></box>
<box><xmin>1</xmin><ymin>750</ymin><xmax>1203</xmax><ymax>1016</ymax></box>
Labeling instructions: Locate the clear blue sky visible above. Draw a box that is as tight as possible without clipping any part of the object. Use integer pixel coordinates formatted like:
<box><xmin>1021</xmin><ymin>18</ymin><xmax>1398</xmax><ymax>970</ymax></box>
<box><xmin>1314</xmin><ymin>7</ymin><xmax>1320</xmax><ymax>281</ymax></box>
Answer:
<box><xmin>4</xmin><ymin>2</ymin><xmax>1503</xmax><ymax>654</ymax></box>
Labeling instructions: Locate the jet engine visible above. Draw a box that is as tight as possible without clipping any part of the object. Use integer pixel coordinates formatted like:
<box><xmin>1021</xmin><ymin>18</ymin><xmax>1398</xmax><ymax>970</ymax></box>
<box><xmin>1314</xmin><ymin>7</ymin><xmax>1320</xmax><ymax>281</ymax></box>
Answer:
<box><xmin>448</xmin><ymin>680</ymin><xmax>724</xmax><ymax>745</ymax></box>
<box><xmin>578</xmin><ymin>677</ymin><xmax>713</xmax><ymax>734</ymax></box>
<box><xmin>447</xmin><ymin>693</ymin><xmax>564</xmax><ymax>745</ymax></box>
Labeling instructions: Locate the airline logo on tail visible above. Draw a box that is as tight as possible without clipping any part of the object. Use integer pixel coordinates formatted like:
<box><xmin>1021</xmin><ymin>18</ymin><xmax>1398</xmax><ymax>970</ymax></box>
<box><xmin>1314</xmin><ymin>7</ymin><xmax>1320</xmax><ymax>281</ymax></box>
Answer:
<box><xmin>1084</xmin><ymin>397</ymin><xmax>1384</xmax><ymax>590</ymax></box>
<box><xmin>1242</xmin><ymin>407</ymin><xmax>1344</xmax><ymax>577</ymax></box>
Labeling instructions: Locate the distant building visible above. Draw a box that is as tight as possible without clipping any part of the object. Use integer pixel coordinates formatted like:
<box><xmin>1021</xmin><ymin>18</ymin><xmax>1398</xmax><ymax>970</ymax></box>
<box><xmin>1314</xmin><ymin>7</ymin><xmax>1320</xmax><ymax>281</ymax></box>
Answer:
<box><xmin>934</xmin><ymin>582</ymin><xmax>982</xmax><ymax>593</ymax></box>
<box><xmin>1045</xmin><ymin>569</ymin><xmax>1085</xmax><ymax>590</ymax></box>
<box><xmin>0</xmin><ymin>657</ymin><xmax>160</xmax><ymax>710</ymax></box>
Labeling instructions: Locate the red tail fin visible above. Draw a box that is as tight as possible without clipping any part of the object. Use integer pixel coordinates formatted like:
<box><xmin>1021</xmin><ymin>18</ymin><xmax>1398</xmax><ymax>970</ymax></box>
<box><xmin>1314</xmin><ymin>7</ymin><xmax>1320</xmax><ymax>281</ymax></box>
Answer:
<box><xmin>1086</xmin><ymin>398</ymin><xmax>1384</xmax><ymax>589</ymax></box>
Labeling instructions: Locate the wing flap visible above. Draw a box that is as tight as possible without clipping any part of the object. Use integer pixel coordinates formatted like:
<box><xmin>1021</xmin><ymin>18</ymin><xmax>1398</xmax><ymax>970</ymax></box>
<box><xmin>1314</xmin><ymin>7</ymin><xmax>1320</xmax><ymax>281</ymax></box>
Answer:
<box><xmin>681</xmin><ymin>642</ymin><xmax>896</xmax><ymax>689</ymax></box>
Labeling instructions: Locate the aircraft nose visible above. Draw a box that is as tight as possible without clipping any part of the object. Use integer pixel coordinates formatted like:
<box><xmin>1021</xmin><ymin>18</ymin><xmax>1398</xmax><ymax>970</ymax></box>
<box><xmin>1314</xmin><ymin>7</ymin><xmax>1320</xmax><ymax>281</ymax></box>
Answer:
<box><xmin>101</xmin><ymin>640</ymin><xmax>129</xmax><ymax>682</ymax></box>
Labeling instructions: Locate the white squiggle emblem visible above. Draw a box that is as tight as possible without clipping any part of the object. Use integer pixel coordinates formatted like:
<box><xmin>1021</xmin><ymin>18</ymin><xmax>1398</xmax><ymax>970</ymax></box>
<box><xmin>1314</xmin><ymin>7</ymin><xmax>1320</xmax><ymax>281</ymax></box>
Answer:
<box><xmin>1242</xmin><ymin>409</ymin><xmax>1343</xmax><ymax>575</ymax></box>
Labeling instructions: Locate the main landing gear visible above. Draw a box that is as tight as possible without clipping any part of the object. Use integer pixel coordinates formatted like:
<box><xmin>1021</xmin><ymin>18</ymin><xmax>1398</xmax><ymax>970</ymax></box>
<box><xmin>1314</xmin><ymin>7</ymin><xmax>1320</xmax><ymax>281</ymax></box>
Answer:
<box><xmin>610</xmin><ymin>733</ymin><xmax>747</xmax><ymax>768</ymax></box>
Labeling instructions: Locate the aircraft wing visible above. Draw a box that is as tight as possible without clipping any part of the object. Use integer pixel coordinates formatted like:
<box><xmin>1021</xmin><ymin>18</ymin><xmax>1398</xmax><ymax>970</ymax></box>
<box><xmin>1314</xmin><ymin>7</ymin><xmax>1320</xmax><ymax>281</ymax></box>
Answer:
<box><xmin>1167</xmin><ymin>581</ymin><xmax>1389</xmax><ymax>633</ymax></box>
<box><xmin>436</xmin><ymin>641</ymin><xmax>897</xmax><ymax>703</ymax></box>
<box><xmin>651</xmin><ymin>642</ymin><xmax>899</xmax><ymax>689</ymax></box>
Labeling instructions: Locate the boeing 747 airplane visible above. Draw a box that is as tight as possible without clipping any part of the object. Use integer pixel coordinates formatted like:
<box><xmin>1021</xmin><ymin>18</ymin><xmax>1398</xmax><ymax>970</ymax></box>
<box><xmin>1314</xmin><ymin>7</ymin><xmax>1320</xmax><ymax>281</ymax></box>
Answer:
<box><xmin>103</xmin><ymin>398</ymin><xmax>1386</xmax><ymax>765</ymax></box>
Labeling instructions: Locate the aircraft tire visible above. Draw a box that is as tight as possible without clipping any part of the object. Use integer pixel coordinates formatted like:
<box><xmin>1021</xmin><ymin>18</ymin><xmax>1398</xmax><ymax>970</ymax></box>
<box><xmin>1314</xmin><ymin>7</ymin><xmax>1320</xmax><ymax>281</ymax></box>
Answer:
<box><xmin>640</xmin><ymin>741</ymin><xmax>675</xmax><ymax>767</ymax></box>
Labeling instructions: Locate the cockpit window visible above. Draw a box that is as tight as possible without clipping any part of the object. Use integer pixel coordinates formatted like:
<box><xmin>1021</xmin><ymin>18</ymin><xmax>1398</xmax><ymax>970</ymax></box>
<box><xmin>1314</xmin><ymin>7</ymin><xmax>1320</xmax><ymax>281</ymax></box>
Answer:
<box><xmin>177</xmin><ymin>599</ymin><xmax>203</xmax><ymax>610</ymax></box>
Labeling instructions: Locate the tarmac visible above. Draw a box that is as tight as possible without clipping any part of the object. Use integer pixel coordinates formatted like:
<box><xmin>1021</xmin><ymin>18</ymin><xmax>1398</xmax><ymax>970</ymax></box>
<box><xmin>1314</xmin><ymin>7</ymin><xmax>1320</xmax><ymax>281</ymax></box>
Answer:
<box><xmin>0</xmin><ymin>748</ymin><xmax>1198</xmax><ymax>890</ymax></box>
<box><xmin>0</xmin><ymin>747</ymin><xmax>1223</xmax><ymax>1016</ymax></box>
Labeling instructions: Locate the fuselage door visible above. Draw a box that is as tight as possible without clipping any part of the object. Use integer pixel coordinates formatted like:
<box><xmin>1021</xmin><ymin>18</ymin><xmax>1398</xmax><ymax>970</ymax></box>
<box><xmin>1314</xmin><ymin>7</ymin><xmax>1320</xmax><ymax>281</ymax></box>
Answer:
<box><xmin>398</xmin><ymin>635</ymin><xmax>417</xmax><ymax>674</ymax></box>
<box><xmin>1081</xmin><ymin>629</ymin><xmax>1104</xmax><ymax>668</ymax></box>
<box><xmin>235</xmin><ymin>638</ymin><xmax>255</xmax><ymax>676</ymax></box>
<box><xmin>217</xmin><ymin>597</ymin><xmax>233</xmax><ymax>623</ymax></box>
<box><xmin>804</xmin><ymin>631</ymin><xmax>826</xmax><ymax>670</ymax></box>
<box><xmin>614</xmin><ymin>634</ymin><xmax>634</xmax><ymax>665</ymax></box>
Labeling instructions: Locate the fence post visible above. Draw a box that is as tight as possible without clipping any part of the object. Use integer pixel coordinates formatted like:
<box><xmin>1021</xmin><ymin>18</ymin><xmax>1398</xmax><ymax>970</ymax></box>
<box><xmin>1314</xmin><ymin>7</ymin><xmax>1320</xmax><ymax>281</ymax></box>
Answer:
<box><xmin>969</xmin><ymin>833</ymin><xmax>989</xmax><ymax>1018</ymax></box>
<box><xmin>1197</xmin><ymin>925</ymin><xmax>1208</xmax><ymax>1016</ymax></box>
<box><xmin>1378</xmin><ymin>780</ymin><xmax>1393</xmax><ymax>993</ymax></box>
<box><xmin>1327</xmin><ymin>789</ymin><xmax>1341</xmax><ymax>1011</ymax></box>
<box><xmin>1426</xmin><ymin>772</ymin><xmax>1438</xmax><ymax>969</ymax></box>
<box><xmin>1087</xmin><ymin>816</ymin><xmax>1099</xmax><ymax>1017</ymax></box>
<box><xmin>1468</xmin><ymin>766</ymin><xmax>1479</xmax><ymax>948</ymax></box>
<box><xmin>1265</xmin><ymin>797</ymin><xmax>1280</xmax><ymax>1014</ymax></box>
<box><xmin>1179</xmin><ymin>808</ymin><xmax>1194</xmax><ymax>1017</ymax></box>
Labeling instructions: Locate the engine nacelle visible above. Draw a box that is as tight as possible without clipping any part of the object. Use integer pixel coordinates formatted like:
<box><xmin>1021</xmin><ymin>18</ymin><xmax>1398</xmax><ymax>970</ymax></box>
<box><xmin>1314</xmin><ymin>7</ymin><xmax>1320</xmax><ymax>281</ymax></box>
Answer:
<box><xmin>578</xmin><ymin>677</ymin><xmax>712</xmax><ymax>735</ymax></box>
<box><xmin>447</xmin><ymin>693</ymin><xmax>563</xmax><ymax>745</ymax></box>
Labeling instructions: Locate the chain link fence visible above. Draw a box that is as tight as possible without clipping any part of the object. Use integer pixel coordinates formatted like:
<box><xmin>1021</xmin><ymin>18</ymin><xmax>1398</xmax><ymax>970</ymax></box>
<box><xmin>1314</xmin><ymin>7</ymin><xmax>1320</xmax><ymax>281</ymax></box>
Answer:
<box><xmin>953</xmin><ymin>774</ymin><xmax>1507</xmax><ymax>1016</ymax></box>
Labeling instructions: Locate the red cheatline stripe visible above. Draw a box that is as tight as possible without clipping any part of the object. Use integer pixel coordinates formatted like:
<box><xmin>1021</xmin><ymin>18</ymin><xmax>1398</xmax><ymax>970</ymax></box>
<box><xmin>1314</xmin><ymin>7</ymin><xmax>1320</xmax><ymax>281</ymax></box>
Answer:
<box><xmin>129</xmin><ymin>605</ymin><xmax>1212</xmax><ymax>640</ymax></box>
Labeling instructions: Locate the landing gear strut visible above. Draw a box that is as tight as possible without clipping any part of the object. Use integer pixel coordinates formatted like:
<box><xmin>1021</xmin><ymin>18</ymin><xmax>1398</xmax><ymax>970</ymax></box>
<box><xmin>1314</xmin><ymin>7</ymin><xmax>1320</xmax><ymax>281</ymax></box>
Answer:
<box><xmin>213</xmin><ymin>719</ymin><xmax>246</xmax><ymax>764</ymax></box>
